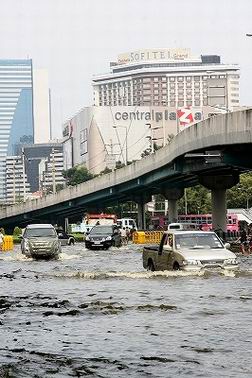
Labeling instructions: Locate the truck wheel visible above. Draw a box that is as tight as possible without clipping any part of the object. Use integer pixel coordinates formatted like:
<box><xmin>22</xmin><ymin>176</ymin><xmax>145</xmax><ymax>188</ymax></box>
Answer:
<box><xmin>173</xmin><ymin>262</ymin><xmax>180</xmax><ymax>271</ymax></box>
<box><xmin>147</xmin><ymin>260</ymin><xmax>155</xmax><ymax>272</ymax></box>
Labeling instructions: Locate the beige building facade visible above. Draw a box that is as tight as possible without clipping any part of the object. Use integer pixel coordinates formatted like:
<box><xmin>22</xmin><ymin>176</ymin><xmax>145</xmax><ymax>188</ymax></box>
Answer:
<box><xmin>92</xmin><ymin>48</ymin><xmax>240</xmax><ymax>111</ymax></box>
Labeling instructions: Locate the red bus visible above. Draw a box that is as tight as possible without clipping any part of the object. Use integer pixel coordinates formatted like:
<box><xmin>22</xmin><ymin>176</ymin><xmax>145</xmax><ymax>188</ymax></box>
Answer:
<box><xmin>150</xmin><ymin>213</ymin><xmax>239</xmax><ymax>232</ymax></box>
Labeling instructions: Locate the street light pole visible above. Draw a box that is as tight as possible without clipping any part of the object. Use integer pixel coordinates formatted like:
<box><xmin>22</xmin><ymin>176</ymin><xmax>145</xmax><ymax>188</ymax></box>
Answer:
<box><xmin>52</xmin><ymin>147</ymin><xmax>56</xmax><ymax>195</ymax></box>
<box><xmin>13</xmin><ymin>160</ymin><xmax>16</xmax><ymax>204</ymax></box>
<box><xmin>113</xmin><ymin>125</ymin><xmax>128</xmax><ymax>165</ymax></box>
<box><xmin>22</xmin><ymin>147</ymin><xmax>26</xmax><ymax>202</ymax></box>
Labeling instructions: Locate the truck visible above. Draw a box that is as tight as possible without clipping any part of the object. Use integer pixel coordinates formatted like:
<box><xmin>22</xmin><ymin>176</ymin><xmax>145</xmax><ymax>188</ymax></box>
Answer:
<box><xmin>142</xmin><ymin>230</ymin><xmax>239</xmax><ymax>272</ymax></box>
<box><xmin>70</xmin><ymin>213</ymin><xmax>117</xmax><ymax>234</ymax></box>
<box><xmin>84</xmin><ymin>213</ymin><xmax>117</xmax><ymax>226</ymax></box>
<box><xmin>116</xmin><ymin>218</ymin><xmax>137</xmax><ymax>230</ymax></box>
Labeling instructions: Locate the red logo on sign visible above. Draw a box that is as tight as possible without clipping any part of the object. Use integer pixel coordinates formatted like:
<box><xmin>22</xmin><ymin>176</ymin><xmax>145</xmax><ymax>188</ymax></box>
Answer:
<box><xmin>177</xmin><ymin>107</ymin><xmax>194</xmax><ymax>126</ymax></box>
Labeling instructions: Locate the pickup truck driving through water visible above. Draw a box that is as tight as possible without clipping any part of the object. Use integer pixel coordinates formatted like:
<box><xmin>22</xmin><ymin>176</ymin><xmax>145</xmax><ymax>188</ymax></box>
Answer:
<box><xmin>143</xmin><ymin>230</ymin><xmax>239</xmax><ymax>271</ymax></box>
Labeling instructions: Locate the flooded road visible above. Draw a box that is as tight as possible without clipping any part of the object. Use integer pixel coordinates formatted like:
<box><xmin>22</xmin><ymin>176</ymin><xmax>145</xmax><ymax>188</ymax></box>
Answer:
<box><xmin>0</xmin><ymin>243</ymin><xmax>252</xmax><ymax>377</ymax></box>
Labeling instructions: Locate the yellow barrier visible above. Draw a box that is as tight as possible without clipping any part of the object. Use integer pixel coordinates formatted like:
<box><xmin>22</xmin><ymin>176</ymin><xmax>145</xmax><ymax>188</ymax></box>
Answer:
<box><xmin>2</xmin><ymin>235</ymin><xmax>14</xmax><ymax>251</ymax></box>
<box><xmin>132</xmin><ymin>231</ymin><xmax>164</xmax><ymax>244</ymax></box>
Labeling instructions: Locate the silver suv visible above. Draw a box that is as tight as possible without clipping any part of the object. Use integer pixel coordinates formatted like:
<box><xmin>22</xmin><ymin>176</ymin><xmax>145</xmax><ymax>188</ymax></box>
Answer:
<box><xmin>21</xmin><ymin>224</ymin><xmax>61</xmax><ymax>259</ymax></box>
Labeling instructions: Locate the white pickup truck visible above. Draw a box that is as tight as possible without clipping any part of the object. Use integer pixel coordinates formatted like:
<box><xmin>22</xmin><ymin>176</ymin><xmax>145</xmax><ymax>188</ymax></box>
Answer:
<box><xmin>142</xmin><ymin>230</ymin><xmax>239</xmax><ymax>271</ymax></box>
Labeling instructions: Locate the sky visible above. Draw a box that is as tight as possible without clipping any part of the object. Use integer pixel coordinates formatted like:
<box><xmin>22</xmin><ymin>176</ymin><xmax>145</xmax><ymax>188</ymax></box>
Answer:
<box><xmin>1</xmin><ymin>0</ymin><xmax>252</xmax><ymax>138</ymax></box>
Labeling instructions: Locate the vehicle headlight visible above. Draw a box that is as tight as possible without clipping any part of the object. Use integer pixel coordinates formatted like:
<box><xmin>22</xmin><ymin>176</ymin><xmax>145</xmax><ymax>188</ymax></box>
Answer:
<box><xmin>101</xmin><ymin>237</ymin><xmax>106</xmax><ymax>242</ymax></box>
<box><xmin>85</xmin><ymin>236</ymin><xmax>90</xmax><ymax>241</ymax></box>
<box><xmin>224</xmin><ymin>258</ymin><xmax>238</xmax><ymax>265</ymax></box>
<box><xmin>106</xmin><ymin>236</ymin><xmax>112</xmax><ymax>241</ymax></box>
<box><xmin>183</xmin><ymin>259</ymin><xmax>201</xmax><ymax>266</ymax></box>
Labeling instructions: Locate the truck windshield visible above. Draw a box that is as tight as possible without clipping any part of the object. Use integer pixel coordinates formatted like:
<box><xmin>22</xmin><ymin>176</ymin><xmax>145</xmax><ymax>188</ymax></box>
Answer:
<box><xmin>175</xmin><ymin>233</ymin><xmax>223</xmax><ymax>249</ymax></box>
<box><xmin>25</xmin><ymin>228</ymin><xmax>56</xmax><ymax>237</ymax></box>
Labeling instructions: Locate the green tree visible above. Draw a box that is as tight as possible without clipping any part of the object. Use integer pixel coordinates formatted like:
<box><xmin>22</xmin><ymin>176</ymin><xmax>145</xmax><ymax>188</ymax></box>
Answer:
<box><xmin>13</xmin><ymin>226</ymin><xmax>22</xmax><ymax>236</ymax></box>
<box><xmin>62</xmin><ymin>166</ymin><xmax>94</xmax><ymax>186</ymax></box>
<box><xmin>178</xmin><ymin>185</ymin><xmax>211</xmax><ymax>214</ymax></box>
<box><xmin>227</xmin><ymin>173</ymin><xmax>252</xmax><ymax>209</ymax></box>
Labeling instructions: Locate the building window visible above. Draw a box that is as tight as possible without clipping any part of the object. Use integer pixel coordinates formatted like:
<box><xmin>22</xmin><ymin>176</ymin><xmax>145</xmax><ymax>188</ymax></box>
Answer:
<box><xmin>186</xmin><ymin>101</ymin><xmax>193</xmax><ymax>106</ymax></box>
<box><xmin>178</xmin><ymin>77</ymin><xmax>184</xmax><ymax>82</ymax></box>
<box><xmin>169</xmin><ymin>77</ymin><xmax>175</xmax><ymax>82</ymax></box>
<box><xmin>194</xmin><ymin>76</ymin><xmax>200</xmax><ymax>81</ymax></box>
<box><xmin>178</xmin><ymin>101</ymin><xmax>184</xmax><ymax>106</ymax></box>
<box><xmin>194</xmin><ymin>100</ymin><xmax>200</xmax><ymax>106</ymax></box>
<box><xmin>169</xmin><ymin>102</ymin><xmax>176</xmax><ymax>107</ymax></box>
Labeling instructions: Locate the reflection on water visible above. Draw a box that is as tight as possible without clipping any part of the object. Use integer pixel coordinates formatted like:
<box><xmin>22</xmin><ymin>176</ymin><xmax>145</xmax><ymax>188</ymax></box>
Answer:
<box><xmin>0</xmin><ymin>244</ymin><xmax>252</xmax><ymax>377</ymax></box>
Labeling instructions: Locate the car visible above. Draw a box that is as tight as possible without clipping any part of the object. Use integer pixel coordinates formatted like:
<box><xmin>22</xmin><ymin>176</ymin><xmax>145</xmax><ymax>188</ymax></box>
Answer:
<box><xmin>85</xmin><ymin>225</ymin><xmax>121</xmax><ymax>250</ymax></box>
<box><xmin>21</xmin><ymin>224</ymin><xmax>61</xmax><ymax>260</ymax></box>
<box><xmin>56</xmin><ymin>230</ymin><xmax>75</xmax><ymax>246</ymax></box>
<box><xmin>143</xmin><ymin>230</ymin><xmax>239</xmax><ymax>271</ymax></box>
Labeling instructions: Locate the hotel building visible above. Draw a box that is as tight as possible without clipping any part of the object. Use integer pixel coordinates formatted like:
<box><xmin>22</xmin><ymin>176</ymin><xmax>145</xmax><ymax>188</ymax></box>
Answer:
<box><xmin>62</xmin><ymin>48</ymin><xmax>240</xmax><ymax>176</ymax></box>
<box><xmin>92</xmin><ymin>48</ymin><xmax>240</xmax><ymax>110</ymax></box>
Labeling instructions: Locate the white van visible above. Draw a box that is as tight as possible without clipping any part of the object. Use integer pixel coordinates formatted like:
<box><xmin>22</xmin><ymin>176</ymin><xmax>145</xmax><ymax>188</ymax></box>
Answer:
<box><xmin>117</xmin><ymin>218</ymin><xmax>137</xmax><ymax>230</ymax></box>
<box><xmin>168</xmin><ymin>223</ymin><xmax>199</xmax><ymax>231</ymax></box>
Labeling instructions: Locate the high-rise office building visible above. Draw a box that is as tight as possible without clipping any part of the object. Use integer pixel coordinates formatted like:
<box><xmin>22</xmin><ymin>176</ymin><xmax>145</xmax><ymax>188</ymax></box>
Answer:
<box><xmin>92</xmin><ymin>48</ymin><xmax>240</xmax><ymax>110</ymax></box>
<box><xmin>0</xmin><ymin>59</ymin><xmax>51</xmax><ymax>202</ymax></box>
<box><xmin>5</xmin><ymin>143</ymin><xmax>65</xmax><ymax>203</ymax></box>
<box><xmin>0</xmin><ymin>59</ymin><xmax>34</xmax><ymax>200</ymax></box>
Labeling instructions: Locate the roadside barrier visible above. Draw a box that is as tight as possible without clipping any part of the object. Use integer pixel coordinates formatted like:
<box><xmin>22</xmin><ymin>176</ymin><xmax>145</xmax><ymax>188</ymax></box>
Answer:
<box><xmin>132</xmin><ymin>231</ymin><xmax>163</xmax><ymax>244</ymax></box>
<box><xmin>2</xmin><ymin>235</ymin><xmax>14</xmax><ymax>251</ymax></box>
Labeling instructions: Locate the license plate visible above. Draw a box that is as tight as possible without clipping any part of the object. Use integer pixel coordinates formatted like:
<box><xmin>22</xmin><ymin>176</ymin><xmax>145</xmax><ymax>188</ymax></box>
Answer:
<box><xmin>94</xmin><ymin>241</ymin><xmax>101</xmax><ymax>245</ymax></box>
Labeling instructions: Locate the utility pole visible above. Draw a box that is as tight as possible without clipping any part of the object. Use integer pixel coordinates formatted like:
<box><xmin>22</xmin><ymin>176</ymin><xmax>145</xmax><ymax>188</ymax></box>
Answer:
<box><xmin>22</xmin><ymin>147</ymin><xmax>26</xmax><ymax>202</ymax></box>
<box><xmin>13</xmin><ymin>159</ymin><xmax>16</xmax><ymax>204</ymax></box>
<box><xmin>52</xmin><ymin>147</ymin><xmax>56</xmax><ymax>195</ymax></box>
<box><xmin>49</xmin><ymin>88</ymin><xmax>53</xmax><ymax>140</ymax></box>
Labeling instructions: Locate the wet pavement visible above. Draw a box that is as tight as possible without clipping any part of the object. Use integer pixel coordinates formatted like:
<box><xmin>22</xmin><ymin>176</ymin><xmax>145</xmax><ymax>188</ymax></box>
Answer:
<box><xmin>0</xmin><ymin>243</ymin><xmax>252</xmax><ymax>377</ymax></box>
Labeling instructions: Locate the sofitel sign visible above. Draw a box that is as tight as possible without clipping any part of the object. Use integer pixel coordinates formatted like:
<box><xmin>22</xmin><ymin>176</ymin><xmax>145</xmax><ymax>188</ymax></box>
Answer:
<box><xmin>118</xmin><ymin>48</ymin><xmax>191</xmax><ymax>64</ymax></box>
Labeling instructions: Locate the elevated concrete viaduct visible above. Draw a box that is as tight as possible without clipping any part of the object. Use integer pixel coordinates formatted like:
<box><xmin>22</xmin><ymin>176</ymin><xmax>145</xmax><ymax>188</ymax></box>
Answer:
<box><xmin>0</xmin><ymin>109</ymin><xmax>252</xmax><ymax>232</ymax></box>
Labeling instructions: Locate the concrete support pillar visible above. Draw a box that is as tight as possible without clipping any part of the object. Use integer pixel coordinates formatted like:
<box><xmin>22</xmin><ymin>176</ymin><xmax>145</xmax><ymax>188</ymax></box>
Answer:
<box><xmin>133</xmin><ymin>193</ymin><xmax>152</xmax><ymax>230</ymax></box>
<box><xmin>65</xmin><ymin>217</ymin><xmax>69</xmax><ymax>232</ymax></box>
<box><xmin>137</xmin><ymin>199</ymin><xmax>145</xmax><ymax>230</ymax></box>
<box><xmin>160</xmin><ymin>188</ymin><xmax>184</xmax><ymax>223</ymax></box>
<box><xmin>211</xmin><ymin>189</ymin><xmax>227</xmax><ymax>231</ymax></box>
<box><xmin>199</xmin><ymin>174</ymin><xmax>239</xmax><ymax>233</ymax></box>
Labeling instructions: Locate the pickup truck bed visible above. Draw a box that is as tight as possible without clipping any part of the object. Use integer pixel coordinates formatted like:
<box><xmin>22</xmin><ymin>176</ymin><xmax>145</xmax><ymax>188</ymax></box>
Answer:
<box><xmin>143</xmin><ymin>245</ymin><xmax>159</xmax><ymax>252</ymax></box>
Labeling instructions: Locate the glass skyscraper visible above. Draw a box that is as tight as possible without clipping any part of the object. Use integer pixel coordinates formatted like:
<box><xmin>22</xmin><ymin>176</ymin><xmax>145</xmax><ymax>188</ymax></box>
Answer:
<box><xmin>0</xmin><ymin>59</ymin><xmax>34</xmax><ymax>200</ymax></box>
